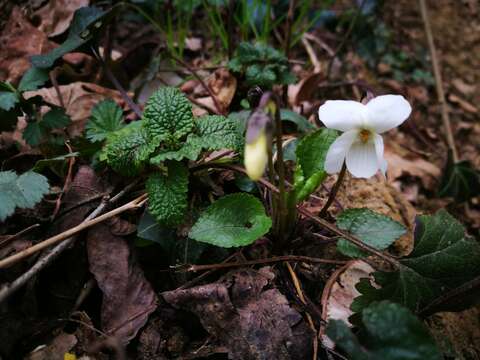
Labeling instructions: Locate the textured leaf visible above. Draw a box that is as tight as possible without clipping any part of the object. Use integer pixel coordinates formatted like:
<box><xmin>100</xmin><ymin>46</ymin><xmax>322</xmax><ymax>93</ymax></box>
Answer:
<box><xmin>42</xmin><ymin>108</ymin><xmax>71</xmax><ymax>128</ymax></box>
<box><xmin>150</xmin><ymin>135</ymin><xmax>203</xmax><ymax>164</ymax></box>
<box><xmin>18</xmin><ymin>67</ymin><xmax>49</xmax><ymax>92</ymax></box>
<box><xmin>85</xmin><ymin>99</ymin><xmax>124</xmax><ymax>142</ymax></box>
<box><xmin>0</xmin><ymin>91</ymin><xmax>18</xmax><ymax>111</ymax></box>
<box><xmin>0</xmin><ymin>171</ymin><xmax>50</xmax><ymax>221</ymax></box>
<box><xmin>336</xmin><ymin>208</ymin><xmax>406</xmax><ymax>258</ymax></box>
<box><xmin>327</xmin><ymin>301</ymin><xmax>441</xmax><ymax>360</ymax></box>
<box><xmin>196</xmin><ymin>115</ymin><xmax>242</xmax><ymax>151</ymax></box>
<box><xmin>147</xmin><ymin>162</ymin><xmax>189</xmax><ymax>226</ymax></box>
<box><xmin>189</xmin><ymin>193</ymin><xmax>272</xmax><ymax>248</ymax></box>
<box><xmin>143</xmin><ymin>87</ymin><xmax>194</xmax><ymax>145</ymax></box>
<box><xmin>31</xmin><ymin>6</ymin><xmax>106</xmax><ymax>68</ymax></box>
<box><xmin>105</xmin><ymin>122</ymin><xmax>156</xmax><ymax>176</ymax></box>
<box><xmin>438</xmin><ymin>151</ymin><xmax>480</xmax><ymax>203</ymax></box>
<box><xmin>353</xmin><ymin>210</ymin><xmax>480</xmax><ymax>313</ymax></box>
<box><xmin>294</xmin><ymin>128</ymin><xmax>338</xmax><ymax>202</ymax></box>
<box><xmin>228</xmin><ymin>42</ymin><xmax>296</xmax><ymax>88</ymax></box>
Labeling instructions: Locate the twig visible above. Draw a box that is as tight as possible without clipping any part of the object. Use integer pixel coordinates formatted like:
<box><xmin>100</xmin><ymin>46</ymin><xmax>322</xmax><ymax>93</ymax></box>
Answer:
<box><xmin>297</xmin><ymin>207</ymin><xmax>400</xmax><ymax>268</ymax></box>
<box><xmin>91</xmin><ymin>47</ymin><xmax>143</xmax><ymax>118</ymax></box>
<box><xmin>51</xmin><ymin>141</ymin><xmax>76</xmax><ymax>220</ymax></box>
<box><xmin>326</xmin><ymin>0</ymin><xmax>366</xmax><ymax>79</ymax></box>
<box><xmin>0</xmin><ymin>224</ymin><xmax>40</xmax><ymax>249</ymax></box>
<box><xmin>0</xmin><ymin>194</ymin><xmax>147</xmax><ymax>269</ymax></box>
<box><xmin>49</xmin><ymin>68</ymin><xmax>65</xmax><ymax>108</ymax></box>
<box><xmin>0</xmin><ymin>183</ymin><xmax>143</xmax><ymax>303</ymax></box>
<box><xmin>178</xmin><ymin>255</ymin><xmax>347</xmax><ymax>273</ymax></box>
<box><xmin>319</xmin><ymin>163</ymin><xmax>346</xmax><ymax>218</ymax></box>
<box><xmin>418</xmin><ymin>0</ymin><xmax>458</xmax><ymax>162</ymax></box>
<box><xmin>285</xmin><ymin>262</ymin><xmax>318</xmax><ymax>360</ymax></box>
<box><xmin>419</xmin><ymin>275</ymin><xmax>480</xmax><ymax>316</ymax></box>
<box><xmin>167</xmin><ymin>53</ymin><xmax>224</xmax><ymax>115</ymax></box>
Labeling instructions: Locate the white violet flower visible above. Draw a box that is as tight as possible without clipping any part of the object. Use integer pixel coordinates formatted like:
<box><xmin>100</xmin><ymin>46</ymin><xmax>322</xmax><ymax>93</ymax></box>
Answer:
<box><xmin>319</xmin><ymin>94</ymin><xmax>412</xmax><ymax>178</ymax></box>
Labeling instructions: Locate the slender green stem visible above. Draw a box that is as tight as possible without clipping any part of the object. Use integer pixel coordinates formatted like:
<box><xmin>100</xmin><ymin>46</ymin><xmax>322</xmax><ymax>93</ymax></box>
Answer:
<box><xmin>319</xmin><ymin>162</ymin><xmax>346</xmax><ymax>218</ymax></box>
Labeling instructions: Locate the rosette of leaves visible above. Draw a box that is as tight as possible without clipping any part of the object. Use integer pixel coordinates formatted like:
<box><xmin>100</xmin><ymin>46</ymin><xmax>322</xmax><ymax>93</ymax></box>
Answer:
<box><xmin>352</xmin><ymin>210</ymin><xmax>480</xmax><ymax>314</ymax></box>
<box><xmin>101</xmin><ymin>87</ymin><xmax>242</xmax><ymax>226</ymax></box>
<box><xmin>228</xmin><ymin>42</ymin><xmax>296</xmax><ymax>88</ymax></box>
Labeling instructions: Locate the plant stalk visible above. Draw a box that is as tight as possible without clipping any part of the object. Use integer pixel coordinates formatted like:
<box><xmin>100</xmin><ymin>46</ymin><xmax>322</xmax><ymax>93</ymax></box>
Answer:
<box><xmin>319</xmin><ymin>162</ymin><xmax>346</xmax><ymax>218</ymax></box>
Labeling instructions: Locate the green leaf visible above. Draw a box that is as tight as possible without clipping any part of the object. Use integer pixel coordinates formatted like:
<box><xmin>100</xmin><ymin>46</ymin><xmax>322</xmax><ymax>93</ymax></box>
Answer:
<box><xmin>18</xmin><ymin>67</ymin><xmax>49</xmax><ymax>92</ymax></box>
<box><xmin>104</xmin><ymin>121</ymin><xmax>156</xmax><ymax>176</ymax></box>
<box><xmin>85</xmin><ymin>99</ymin><xmax>124</xmax><ymax>142</ymax></box>
<box><xmin>30</xmin><ymin>6</ymin><xmax>106</xmax><ymax>68</ymax></box>
<box><xmin>42</xmin><ymin>108</ymin><xmax>71</xmax><ymax>128</ymax></box>
<box><xmin>137</xmin><ymin>209</ymin><xmax>176</xmax><ymax>247</ymax></box>
<box><xmin>293</xmin><ymin>128</ymin><xmax>338</xmax><ymax>202</ymax></box>
<box><xmin>228</xmin><ymin>42</ymin><xmax>296</xmax><ymax>88</ymax></box>
<box><xmin>146</xmin><ymin>162</ymin><xmax>189</xmax><ymax>226</ymax></box>
<box><xmin>143</xmin><ymin>87</ymin><xmax>194</xmax><ymax>145</ymax></box>
<box><xmin>24</xmin><ymin>122</ymin><xmax>46</xmax><ymax>146</ymax></box>
<box><xmin>150</xmin><ymin>135</ymin><xmax>203</xmax><ymax>164</ymax></box>
<box><xmin>353</xmin><ymin>210</ymin><xmax>480</xmax><ymax>313</ymax></box>
<box><xmin>0</xmin><ymin>171</ymin><xmax>49</xmax><ymax>221</ymax></box>
<box><xmin>327</xmin><ymin>301</ymin><xmax>441</xmax><ymax>360</ymax></box>
<box><xmin>0</xmin><ymin>91</ymin><xmax>19</xmax><ymax>111</ymax></box>
<box><xmin>336</xmin><ymin>208</ymin><xmax>406</xmax><ymax>258</ymax></box>
<box><xmin>33</xmin><ymin>152</ymin><xmax>79</xmax><ymax>172</ymax></box>
<box><xmin>195</xmin><ymin>115</ymin><xmax>242</xmax><ymax>151</ymax></box>
<box><xmin>189</xmin><ymin>193</ymin><xmax>272</xmax><ymax>248</ymax></box>
<box><xmin>280</xmin><ymin>109</ymin><xmax>315</xmax><ymax>132</ymax></box>
<box><xmin>438</xmin><ymin>151</ymin><xmax>480</xmax><ymax>203</ymax></box>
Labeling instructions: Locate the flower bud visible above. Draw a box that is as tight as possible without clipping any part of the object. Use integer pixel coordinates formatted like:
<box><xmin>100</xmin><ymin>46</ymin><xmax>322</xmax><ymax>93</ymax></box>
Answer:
<box><xmin>244</xmin><ymin>130</ymin><xmax>268</xmax><ymax>181</ymax></box>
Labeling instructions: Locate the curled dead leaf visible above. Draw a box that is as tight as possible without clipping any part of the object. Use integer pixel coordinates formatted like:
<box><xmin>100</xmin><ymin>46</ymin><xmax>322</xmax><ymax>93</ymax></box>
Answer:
<box><xmin>320</xmin><ymin>260</ymin><xmax>375</xmax><ymax>349</ymax></box>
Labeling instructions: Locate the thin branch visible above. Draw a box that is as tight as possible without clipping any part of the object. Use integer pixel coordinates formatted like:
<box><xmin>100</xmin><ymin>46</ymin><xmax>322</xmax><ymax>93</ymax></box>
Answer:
<box><xmin>91</xmin><ymin>47</ymin><xmax>143</xmax><ymax>118</ymax></box>
<box><xmin>319</xmin><ymin>162</ymin><xmax>346</xmax><ymax>218</ymax></box>
<box><xmin>297</xmin><ymin>207</ymin><xmax>401</xmax><ymax>268</ymax></box>
<box><xmin>0</xmin><ymin>224</ymin><xmax>40</xmax><ymax>249</ymax></box>
<box><xmin>418</xmin><ymin>0</ymin><xmax>458</xmax><ymax>162</ymax></box>
<box><xmin>178</xmin><ymin>255</ymin><xmax>347</xmax><ymax>272</ymax></box>
<box><xmin>0</xmin><ymin>183</ymin><xmax>143</xmax><ymax>303</ymax></box>
<box><xmin>0</xmin><ymin>194</ymin><xmax>147</xmax><ymax>269</ymax></box>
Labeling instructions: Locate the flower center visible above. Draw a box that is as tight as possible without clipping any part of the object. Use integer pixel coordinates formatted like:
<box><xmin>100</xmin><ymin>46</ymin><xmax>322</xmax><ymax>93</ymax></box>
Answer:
<box><xmin>358</xmin><ymin>129</ymin><xmax>371</xmax><ymax>143</ymax></box>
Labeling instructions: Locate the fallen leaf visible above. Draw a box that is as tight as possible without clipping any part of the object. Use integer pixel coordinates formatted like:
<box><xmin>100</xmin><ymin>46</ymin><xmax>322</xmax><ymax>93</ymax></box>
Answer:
<box><xmin>25</xmin><ymin>82</ymin><xmax>130</xmax><ymax>138</ymax></box>
<box><xmin>185</xmin><ymin>37</ymin><xmax>202</xmax><ymax>52</ymax></box>
<box><xmin>288</xmin><ymin>72</ymin><xmax>323</xmax><ymax>106</ymax></box>
<box><xmin>163</xmin><ymin>267</ymin><xmax>313</xmax><ymax>360</ymax></box>
<box><xmin>33</xmin><ymin>0</ymin><xmax>90</xmax><ymax>38</ymax></box>
<box><xmin>195</xmin><ymin>68</ymin><xmax>237</xmax><ymax>113</ymax></box>
<box><xmin>87</xmin><ymin>224</ymin><xmax>157</xmax><ymax>344</ymax></box>
<box><xmin>0</xmin><ymin>7</ymin><xmax>56</xmax><ymax>83</ymax></box>
<box><xmin>320</xmin><ymin>260</ymin><xmax>375</xmax><ymax>348</ymax></box>
<box><xmin>384</xmin><ymin>148</ymin><xmax>441</xmax><ymax>189</ymax></box>
<box><xmin>451</xmin><ymin>78</ymin><xmax>476</xmax><ymax>96</ymax></box>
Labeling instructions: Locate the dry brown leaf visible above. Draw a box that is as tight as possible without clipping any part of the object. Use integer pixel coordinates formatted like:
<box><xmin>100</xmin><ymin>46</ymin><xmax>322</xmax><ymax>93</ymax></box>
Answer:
<box><xmin>451</xmin><ymin>78</ymin><xmax>476</xmax><ymax>96</ymax></box>
<box><xmin>0</xmin><ymin>7</ymin><xmax>56</xmax><ymax>83</ymax></box>
<box><xmin>87</xmin><ymin>224</ymin><xmax>157</xmax><ymax>344</ymax></box>
<box><xmin>195</xmin><ymin>68</ymin><xmax>237</xmax><ymax>113</ymax></box>
<box><xmin>288</xmin><ymin>72</ymin><xmax>323</xmax><ymax>106</ymax></box>
<box><xmin>33</xmin><ymin>0</ymin><xmax>89</xmax><ymax>37</ymax></box>
<box><xmin>163</xmin><ymin>267</ymin><xmax>313</xmax><ymax>360</ymax></box>
<box><xmin>320</xmin><ymin>260</ymin><xmax>375</xmax><ymax>348</ymax></box>
<box><xmin>25</xmin><ymin>333</ymin><xmax>77</xmax><ymax>360</ymax></box>
<box><xmin>384</xmin><ymin>148</ymin><xmax>441</xmax><ymax>189</ymax></box>
<box><xmin>25</xmin><ymin>82</ymin><xmax>130</xmax><ymax>138</ymax></box>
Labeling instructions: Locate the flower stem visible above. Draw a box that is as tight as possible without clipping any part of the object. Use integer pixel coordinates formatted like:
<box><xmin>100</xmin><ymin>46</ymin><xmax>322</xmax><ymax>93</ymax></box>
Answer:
<box><xmin>319</xmin><ymin>162</ymin><xmax>346</xmax><ymax>218</ymax></box>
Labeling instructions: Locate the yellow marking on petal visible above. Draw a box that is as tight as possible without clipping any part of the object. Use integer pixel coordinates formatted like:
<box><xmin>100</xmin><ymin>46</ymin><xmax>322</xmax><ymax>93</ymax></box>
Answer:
<box><xmin>244</xmin><ymin>131</ymin><xmax>268</xmax><ymax>181</ymax></box>
<box><xmin>359</xmin><ymin>129</ymin><xmax>371</xmax><ymax>143</ymax></box>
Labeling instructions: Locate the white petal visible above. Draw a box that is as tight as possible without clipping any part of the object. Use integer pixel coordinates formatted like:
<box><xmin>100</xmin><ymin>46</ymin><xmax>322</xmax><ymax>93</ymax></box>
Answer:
<box><xmin>365</xmin><ymin>95</ymin><xmax>412</xmax><ymax>133</ymax></box>
<box><xmin>373</xmin><ymin>134</ymin><xmax>387</xmax><ymax>175</ymax></box>
<box><xmin>318</xmin><ymin>100</ymin><xmax>367</xmax><ymax>132</ymax></box>
<box><xmin>325</xmin><ymin>130</ymin><xmax>358</xmax><ymax>174</ymax></box>
<box><xmin>345</xmin><ymin>141</ymin><xmax>379</xmax><ymax>178</ymax></box>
